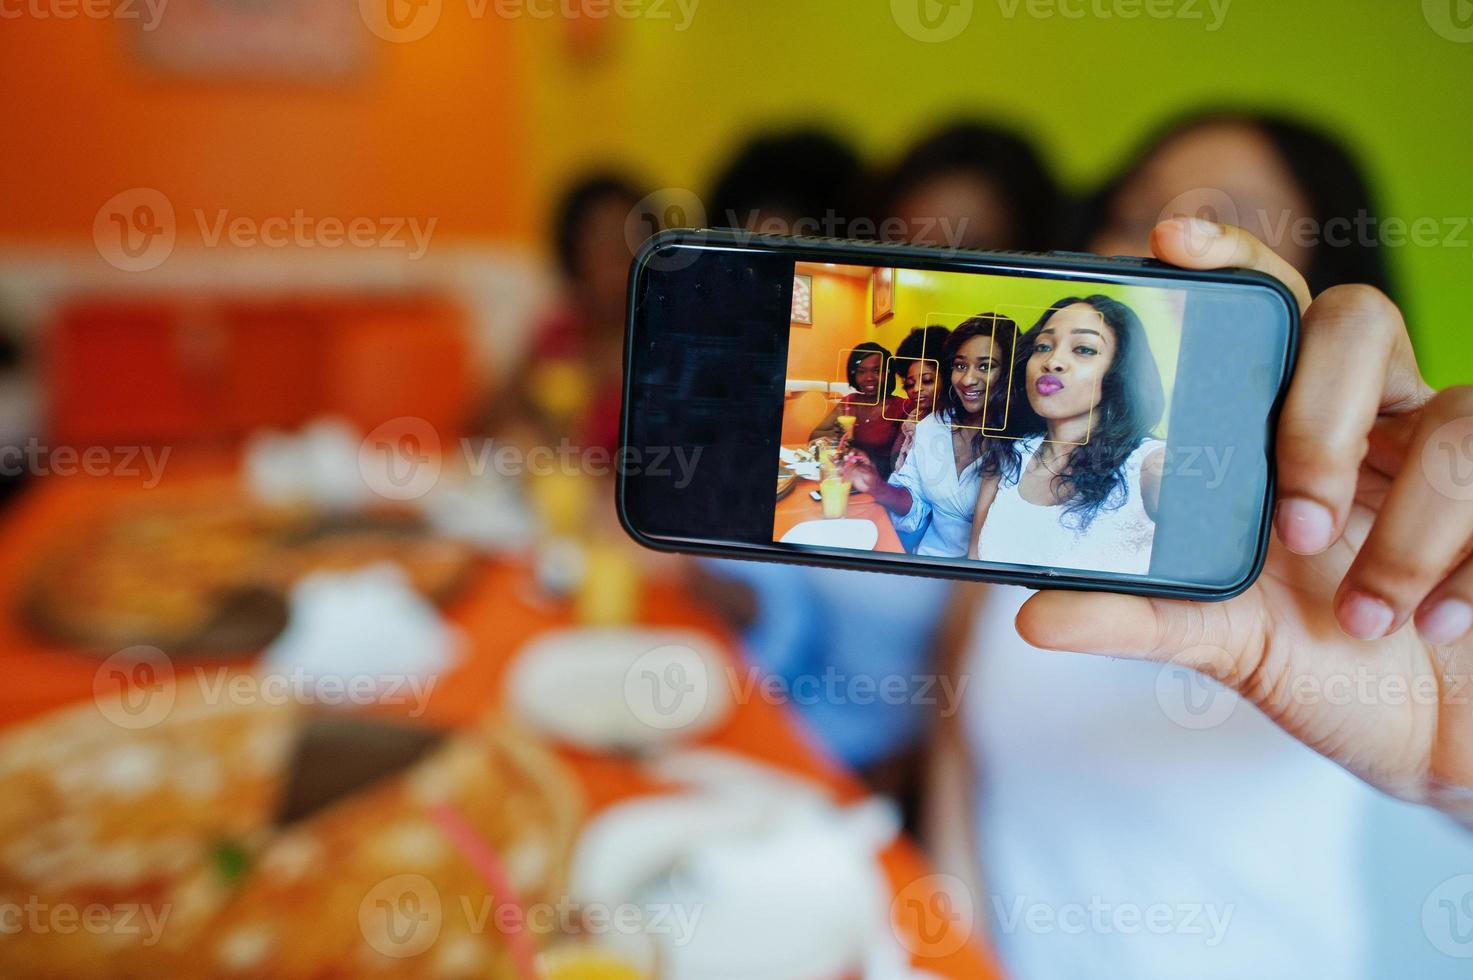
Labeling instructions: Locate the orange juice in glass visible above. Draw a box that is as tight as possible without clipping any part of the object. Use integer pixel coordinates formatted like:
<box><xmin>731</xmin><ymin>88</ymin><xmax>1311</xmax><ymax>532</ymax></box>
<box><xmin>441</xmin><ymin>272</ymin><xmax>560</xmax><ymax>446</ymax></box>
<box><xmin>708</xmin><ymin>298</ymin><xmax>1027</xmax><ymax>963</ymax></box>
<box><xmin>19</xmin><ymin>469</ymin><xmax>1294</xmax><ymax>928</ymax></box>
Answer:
<box><xmin>817</xmin><ymin>443</ymin><xmax>850</xmax><ymax>519</ymax></box>
<box><xmin>819</xmin><ymin>476</ymin><xmax>851</xmax><ymax>518</ymax></box>
<box><xmin>837</xmin><ymin>413</ymin><xmax>857</xmax><ymax>438</ymax></box>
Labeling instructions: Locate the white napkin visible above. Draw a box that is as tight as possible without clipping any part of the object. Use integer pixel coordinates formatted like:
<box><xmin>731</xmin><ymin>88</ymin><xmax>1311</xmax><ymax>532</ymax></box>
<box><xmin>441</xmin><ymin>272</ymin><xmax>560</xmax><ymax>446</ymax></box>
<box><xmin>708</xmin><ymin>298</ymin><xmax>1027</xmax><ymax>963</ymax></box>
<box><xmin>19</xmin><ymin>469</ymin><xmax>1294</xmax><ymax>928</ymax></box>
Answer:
<box><xmin>258</xmin><ymin>563</ymin><xmax>463</xmax><ymax>713</ymax></box>
<box><xmin>242</xmin><ymin>416</ymin><xmax>370</xmax><ymax>511</ymax></box>
<box><xmin>569</xmin><ymin>749</ymin><xmax>904</xmax><ymax>980</ymax></box>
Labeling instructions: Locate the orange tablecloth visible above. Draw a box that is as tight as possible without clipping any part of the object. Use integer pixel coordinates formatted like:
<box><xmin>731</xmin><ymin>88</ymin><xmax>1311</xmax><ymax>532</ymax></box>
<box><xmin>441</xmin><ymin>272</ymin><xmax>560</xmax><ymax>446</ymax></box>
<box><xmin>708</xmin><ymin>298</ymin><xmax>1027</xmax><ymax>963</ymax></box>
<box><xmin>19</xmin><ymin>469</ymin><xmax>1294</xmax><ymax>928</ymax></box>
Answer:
<box><xmin>0</xmin><ymin>463</ymin><xmax>998</xmax><ymax>979</ymax></box>
<box><xmin>774</xmin><ymin>485</ymin><xmax>906</xmax><ymax>554</ymax></box>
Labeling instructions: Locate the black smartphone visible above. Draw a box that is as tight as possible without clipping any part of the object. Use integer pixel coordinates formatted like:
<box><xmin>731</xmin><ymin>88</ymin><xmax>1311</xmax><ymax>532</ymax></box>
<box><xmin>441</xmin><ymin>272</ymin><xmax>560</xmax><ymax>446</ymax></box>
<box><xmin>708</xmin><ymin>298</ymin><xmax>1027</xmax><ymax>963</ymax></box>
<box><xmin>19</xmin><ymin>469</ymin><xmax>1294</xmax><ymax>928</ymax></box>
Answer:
<box><xmin>617</xmin><ymin>230</ymin><xmax>1299</xmax><ymax>601</ymax></box>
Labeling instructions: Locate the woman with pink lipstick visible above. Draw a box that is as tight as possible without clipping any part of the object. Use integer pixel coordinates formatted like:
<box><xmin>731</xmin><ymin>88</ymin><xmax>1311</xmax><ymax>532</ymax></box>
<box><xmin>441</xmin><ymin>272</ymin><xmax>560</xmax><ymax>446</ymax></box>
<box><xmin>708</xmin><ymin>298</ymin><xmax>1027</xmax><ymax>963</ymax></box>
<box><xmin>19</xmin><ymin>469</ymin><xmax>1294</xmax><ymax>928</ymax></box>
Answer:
<box><xmin>845</xmin><ymin>314</ymin><xmax>1020</xmax><ymax>557</ymax></box>
<box><xmin>967</xmin><ymin>294</ymin><xmax>1167</xmax><ymax>574</ymax></box>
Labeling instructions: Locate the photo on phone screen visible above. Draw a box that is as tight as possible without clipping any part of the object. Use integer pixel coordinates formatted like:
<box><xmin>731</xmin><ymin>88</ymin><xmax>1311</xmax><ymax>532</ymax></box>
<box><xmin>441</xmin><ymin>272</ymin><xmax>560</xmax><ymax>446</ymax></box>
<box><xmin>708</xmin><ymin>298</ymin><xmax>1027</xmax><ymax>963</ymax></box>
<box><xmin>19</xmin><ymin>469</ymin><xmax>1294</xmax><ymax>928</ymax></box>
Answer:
<box><xmin>620</xmin><ymin>232</ymin><xmax>1298</xmax><ymax>600</ymax></box>
<box><xmin>778</xmin><ymin>260</ymin><xmax>1185</xmax><ymax>577</ymax></box>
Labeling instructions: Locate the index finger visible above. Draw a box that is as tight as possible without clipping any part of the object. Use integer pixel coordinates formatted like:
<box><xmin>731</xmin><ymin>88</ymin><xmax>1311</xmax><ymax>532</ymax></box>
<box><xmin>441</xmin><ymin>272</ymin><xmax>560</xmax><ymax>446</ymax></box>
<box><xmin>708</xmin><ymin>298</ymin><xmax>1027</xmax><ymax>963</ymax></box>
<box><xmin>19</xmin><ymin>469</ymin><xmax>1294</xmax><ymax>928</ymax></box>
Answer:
<box><xmin>1150</xmin><ymin>218</ymin><xmax>1313</xmax><ymax>313</ymax></box>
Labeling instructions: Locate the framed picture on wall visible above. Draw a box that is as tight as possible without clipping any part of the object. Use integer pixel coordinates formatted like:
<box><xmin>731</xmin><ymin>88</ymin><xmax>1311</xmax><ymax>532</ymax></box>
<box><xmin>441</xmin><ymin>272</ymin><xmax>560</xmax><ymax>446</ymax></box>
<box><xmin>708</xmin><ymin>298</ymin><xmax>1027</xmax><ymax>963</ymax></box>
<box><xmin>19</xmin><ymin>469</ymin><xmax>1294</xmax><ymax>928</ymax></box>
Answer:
<box><xmin>871</xmin><ymin>267</ymin><xmax>895</xmax><ymax>324</ymax></box>
<box><xmin>791</xmin><ymin>273</ymin><xmax>813</xmax><ymax>325</ymax></box>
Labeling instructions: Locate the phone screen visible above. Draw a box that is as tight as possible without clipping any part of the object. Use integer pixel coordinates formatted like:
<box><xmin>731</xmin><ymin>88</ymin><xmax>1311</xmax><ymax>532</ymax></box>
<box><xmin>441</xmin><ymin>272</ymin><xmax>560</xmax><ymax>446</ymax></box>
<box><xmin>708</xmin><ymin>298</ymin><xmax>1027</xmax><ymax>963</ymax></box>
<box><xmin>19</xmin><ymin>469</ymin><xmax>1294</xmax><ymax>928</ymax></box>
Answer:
<box><xmin>620</xmin><ymin>234</ymin><xmax>1296</xmax><ymax>599</ymax></box>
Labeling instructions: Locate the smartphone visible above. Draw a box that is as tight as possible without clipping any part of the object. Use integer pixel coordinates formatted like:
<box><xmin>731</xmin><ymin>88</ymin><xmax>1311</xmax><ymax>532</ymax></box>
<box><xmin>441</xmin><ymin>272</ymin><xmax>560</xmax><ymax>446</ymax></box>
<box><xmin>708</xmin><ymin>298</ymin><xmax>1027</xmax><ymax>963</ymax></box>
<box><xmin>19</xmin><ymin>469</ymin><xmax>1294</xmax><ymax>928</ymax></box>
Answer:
<box><xmin>617</xmin><ymin>229</ymin><xmax>1298</xmax><ymax>601</ymax></box>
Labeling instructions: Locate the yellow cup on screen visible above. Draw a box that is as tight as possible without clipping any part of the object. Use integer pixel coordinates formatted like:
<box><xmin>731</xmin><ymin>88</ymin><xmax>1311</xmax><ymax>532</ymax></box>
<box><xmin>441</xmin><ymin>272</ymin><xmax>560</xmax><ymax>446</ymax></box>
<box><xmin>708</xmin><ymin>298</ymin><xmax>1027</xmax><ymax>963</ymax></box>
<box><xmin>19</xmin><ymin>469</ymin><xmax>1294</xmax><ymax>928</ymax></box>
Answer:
<box><xmin>820</xmin><ymin>477</ymin><xmax>851</xmax><ymax>519</ymax></box>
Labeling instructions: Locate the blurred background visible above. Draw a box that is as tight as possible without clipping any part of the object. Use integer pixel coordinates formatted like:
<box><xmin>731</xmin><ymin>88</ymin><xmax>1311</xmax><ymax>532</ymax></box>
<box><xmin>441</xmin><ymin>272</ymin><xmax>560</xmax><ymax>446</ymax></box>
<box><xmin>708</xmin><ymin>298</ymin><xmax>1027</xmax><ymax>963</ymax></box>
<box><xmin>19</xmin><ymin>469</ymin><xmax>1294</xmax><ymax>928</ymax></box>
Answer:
<box><xmin>1</xmin><ymin>2</ymin><xmax>1471</xmax><ymax>978</ymax></box>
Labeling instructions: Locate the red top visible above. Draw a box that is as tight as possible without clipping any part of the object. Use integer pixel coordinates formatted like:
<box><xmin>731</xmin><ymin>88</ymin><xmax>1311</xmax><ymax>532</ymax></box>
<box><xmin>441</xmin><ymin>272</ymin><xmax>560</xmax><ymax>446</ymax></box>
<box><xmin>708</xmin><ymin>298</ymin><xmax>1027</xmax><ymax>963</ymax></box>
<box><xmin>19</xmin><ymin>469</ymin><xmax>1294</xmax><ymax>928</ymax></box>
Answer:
<box><xmin>844</xmin><ymin>394</ymin><xmax>907</xmax><ymax>477</ymax></box>
<box><xmin>530</xmin><ymin>306</ymin><xmax>622</xmax><ymax>453</ymax></box>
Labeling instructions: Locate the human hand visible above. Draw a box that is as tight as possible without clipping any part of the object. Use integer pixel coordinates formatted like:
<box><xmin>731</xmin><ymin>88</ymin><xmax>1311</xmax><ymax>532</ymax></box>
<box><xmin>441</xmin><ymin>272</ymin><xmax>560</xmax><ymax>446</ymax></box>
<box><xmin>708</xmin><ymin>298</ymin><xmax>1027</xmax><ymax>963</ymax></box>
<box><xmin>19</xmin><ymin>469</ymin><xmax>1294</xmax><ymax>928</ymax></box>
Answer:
<box><xmin>1017</xmin><ymin>218</ymin><xmax>1473</xmax><ymax>821</ymax></box>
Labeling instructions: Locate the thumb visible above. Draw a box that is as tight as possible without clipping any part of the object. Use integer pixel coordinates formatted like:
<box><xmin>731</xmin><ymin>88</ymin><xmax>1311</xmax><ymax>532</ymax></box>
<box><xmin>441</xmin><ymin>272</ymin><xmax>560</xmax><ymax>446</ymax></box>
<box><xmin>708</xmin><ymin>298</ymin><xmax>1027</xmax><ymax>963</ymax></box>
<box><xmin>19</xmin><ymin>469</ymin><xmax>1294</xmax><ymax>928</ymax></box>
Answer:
<box><xmin>1016</xmin><ymin>590</ymin><xmax>1253</xmax><ymax>687</ymax></box>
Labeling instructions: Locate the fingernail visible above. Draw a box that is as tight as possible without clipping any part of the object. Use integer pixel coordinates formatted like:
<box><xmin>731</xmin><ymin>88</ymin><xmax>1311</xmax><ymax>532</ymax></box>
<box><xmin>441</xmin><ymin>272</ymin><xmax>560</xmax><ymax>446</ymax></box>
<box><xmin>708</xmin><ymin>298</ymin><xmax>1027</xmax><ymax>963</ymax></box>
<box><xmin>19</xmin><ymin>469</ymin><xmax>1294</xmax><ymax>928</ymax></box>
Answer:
<box><xmin>1275</xmin><ymin>498</ymin><xmax>1334</xmax><ymax>554</ymax></box>
<box><xmin>1417</xmin><ymin>598</ymin><xmax>1473</xmax><ymax>645</ymax></box>
<box><xmin>1338</xmin><ymin>591</ymin><xmax>1395</xmax><ymax>641</ymax></box>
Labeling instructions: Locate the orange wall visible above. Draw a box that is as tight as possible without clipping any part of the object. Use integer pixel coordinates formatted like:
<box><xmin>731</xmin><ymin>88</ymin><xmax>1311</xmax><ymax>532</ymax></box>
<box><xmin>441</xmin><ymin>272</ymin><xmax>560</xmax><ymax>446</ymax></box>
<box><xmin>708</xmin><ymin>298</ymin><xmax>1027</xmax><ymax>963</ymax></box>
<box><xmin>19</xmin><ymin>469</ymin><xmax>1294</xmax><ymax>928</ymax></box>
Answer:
<box><xmin>0</xmin><ymin>13</ymin><xmax>532</xmax><ymax>245</ymax></box>
<box><xmin>785</xmin><ymin>264</ymin><xmax>870</xmax><ymax>384</ymax></box>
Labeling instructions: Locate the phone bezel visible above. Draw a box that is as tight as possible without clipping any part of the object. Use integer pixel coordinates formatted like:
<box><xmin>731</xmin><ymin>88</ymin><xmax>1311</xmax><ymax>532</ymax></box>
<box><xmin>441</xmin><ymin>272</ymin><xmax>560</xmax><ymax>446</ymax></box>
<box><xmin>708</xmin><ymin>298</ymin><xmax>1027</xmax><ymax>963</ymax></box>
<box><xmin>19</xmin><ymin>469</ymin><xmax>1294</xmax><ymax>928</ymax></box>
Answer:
<box><xmin>617</xmin><ymin>229</ymin><xmax>1301</xmax><ymax>602</ymax></box>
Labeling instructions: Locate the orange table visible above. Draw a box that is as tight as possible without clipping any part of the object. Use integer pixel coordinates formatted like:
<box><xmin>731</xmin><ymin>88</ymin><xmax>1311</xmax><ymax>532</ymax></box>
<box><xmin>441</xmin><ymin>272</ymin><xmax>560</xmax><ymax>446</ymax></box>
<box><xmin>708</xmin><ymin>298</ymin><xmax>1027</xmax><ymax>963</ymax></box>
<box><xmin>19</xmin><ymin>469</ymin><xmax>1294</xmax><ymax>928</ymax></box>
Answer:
<box><xmin>0</xmin><ymin>463</ymin><xmax>997</xmax><ymax>979</ymax></box>
<box><xmin>774</xmin><ymin>482</ymin><xmax>906</xmax><ymax>553</ymax></box>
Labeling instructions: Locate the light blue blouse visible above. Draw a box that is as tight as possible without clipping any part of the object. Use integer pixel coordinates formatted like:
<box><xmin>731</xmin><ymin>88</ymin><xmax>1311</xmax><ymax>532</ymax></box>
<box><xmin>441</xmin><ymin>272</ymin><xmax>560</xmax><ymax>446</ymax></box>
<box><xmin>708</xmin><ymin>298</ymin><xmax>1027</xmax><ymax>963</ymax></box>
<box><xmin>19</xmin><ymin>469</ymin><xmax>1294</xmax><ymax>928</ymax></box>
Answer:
<box><xmin>887</xmin><ymin>412</ymin><xmax>988</xmax><ymax>557</ymax></box>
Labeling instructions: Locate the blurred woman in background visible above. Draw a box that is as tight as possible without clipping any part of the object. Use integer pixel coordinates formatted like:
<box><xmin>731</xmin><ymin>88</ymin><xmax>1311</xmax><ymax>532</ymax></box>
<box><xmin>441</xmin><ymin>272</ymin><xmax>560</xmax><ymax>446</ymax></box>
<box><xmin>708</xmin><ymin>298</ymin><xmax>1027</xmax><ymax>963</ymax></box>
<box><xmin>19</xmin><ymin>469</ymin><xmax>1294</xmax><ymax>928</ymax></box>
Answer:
<box><xmin>869</xmin><ymin>120</ymin><xmax>1061</xmax><ymax>251</ymax></box>
<box><xmin>932</xmin><ymin>112</ymin><xmax>1398</xmax><ymax>980</ymax></box>
<box><xmin>505</xmin><ymin>173</ymin><xmax>660</xmax><ymax>452</ymax></box>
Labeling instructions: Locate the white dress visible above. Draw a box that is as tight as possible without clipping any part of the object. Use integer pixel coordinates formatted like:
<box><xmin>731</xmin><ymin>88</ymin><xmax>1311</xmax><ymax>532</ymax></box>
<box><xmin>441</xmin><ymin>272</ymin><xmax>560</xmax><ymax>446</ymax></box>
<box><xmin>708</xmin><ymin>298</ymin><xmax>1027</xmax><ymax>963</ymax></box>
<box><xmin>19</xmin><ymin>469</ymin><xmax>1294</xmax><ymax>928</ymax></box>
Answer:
<box><xmin>886</xmin><ymin>412</ymin><xmax>990</xmax><ymax>558</ymax></box>
<box><xmin>975</xmin><ymin>434</ymin><xmax>1163</xmax><ymax>576</ymax></box>
<box><xmin>961</xmin><ymin>585</ymin><xmax>1372</xmax><ymax>980</ymax></box>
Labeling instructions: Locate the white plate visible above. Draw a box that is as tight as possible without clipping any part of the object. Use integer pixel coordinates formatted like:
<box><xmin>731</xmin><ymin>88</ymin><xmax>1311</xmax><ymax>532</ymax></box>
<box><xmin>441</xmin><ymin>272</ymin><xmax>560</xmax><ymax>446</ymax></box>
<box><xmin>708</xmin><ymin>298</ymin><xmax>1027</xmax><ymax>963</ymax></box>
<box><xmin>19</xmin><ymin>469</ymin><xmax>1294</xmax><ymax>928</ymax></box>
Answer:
<box><xmin>506</xmin><ymin>627</ymin><xmax>732</xmax><ymax>752</ymax></box>
<box><xmin>779</xmin><ymin>519</ymin><xmax>878</xmax><ymax>550</ymax></box>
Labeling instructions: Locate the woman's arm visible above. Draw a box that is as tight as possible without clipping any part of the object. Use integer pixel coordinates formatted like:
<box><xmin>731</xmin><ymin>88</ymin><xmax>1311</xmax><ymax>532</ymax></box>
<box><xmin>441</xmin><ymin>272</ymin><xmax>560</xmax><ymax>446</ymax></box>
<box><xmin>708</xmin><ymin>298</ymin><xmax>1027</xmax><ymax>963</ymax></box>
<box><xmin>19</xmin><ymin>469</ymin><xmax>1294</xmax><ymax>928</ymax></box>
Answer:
<box><xmin>845</xmin><ymin>450</ymin><xmax>914</xmax><ymax>514</ymax></box>
<box><xmin>966</xmin><ymin>477</ymin><xmax>1001</xmax><ymax>561</ymax></box>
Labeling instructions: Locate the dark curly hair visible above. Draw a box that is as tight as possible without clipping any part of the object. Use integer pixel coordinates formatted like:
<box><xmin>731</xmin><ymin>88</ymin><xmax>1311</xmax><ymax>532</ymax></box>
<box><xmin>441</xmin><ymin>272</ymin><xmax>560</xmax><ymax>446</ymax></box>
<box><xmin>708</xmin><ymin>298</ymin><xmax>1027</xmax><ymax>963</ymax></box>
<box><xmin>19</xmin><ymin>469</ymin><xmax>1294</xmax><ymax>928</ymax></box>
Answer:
<box><xmin>889</xmin><ymin>325</ymin><xmax>952</xmax><ymax>393</ymax></box>
<box><xmin>935</xmin><ymin>313</ymin><xmax>1022</xmax><ymax>483</ymax></box>
<box><xmin>1014</xmin><ymin>295</ymin><xmax>1166</xmax><ymax>531</ymax></box>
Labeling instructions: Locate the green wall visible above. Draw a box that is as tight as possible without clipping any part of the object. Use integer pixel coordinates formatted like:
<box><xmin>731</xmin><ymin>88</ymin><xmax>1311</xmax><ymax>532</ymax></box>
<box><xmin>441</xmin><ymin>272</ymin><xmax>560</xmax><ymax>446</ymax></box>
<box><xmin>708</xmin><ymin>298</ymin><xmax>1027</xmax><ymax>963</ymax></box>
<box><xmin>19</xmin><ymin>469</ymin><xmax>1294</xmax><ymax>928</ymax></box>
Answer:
<box><xmin>528</xmin><ymin>0</ymin><xmax>1473</xmax><ymax>388</ymax></box>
